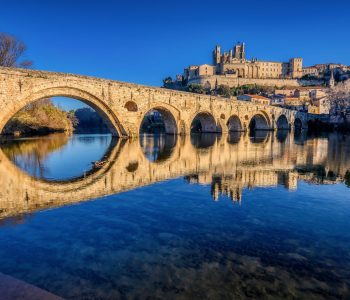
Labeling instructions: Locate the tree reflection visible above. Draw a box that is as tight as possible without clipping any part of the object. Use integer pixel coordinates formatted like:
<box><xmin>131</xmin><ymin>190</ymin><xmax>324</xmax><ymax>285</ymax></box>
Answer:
<box><xmin>0</xmin><ymin>133</ymin><xmax>69</xmax><ymax>178</ymax></box>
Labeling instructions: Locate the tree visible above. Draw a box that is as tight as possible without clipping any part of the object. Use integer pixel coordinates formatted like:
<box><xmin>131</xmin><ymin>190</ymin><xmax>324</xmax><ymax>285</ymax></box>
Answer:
<box><xmin>216</xmin><ymin>84</ymin><xmax>231</xmax><ymax>98</ymax></box>
<box><xmin>327</xmin><ymin>80</ymin><xmax>350</xmax><ymax>123</ymax></box>
<box><xmin>0</xmin><ymin>33</ymin><xmax>32</xmax><ymax>68</ymax></box>
<box><xmin>188</xmin><ymin>84</ymin><xmax>206</xmax><ymax>94</ymax></box>
<box><xmin>162</xmin><ymin>76</ymin><xmax>173</xmax><ymax>88</ymax></box>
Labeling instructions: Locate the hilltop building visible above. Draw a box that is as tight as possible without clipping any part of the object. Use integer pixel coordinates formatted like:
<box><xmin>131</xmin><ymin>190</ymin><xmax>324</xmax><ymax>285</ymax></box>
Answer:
<box><xmin>302</xmin><ymin>63</ymin><xmax>350</xmax><ymax>81</ymax></box>
<box><xmin>184</xmin><ymin>42</ymin><xmax>303</xmax><ymax>81</ymax></box>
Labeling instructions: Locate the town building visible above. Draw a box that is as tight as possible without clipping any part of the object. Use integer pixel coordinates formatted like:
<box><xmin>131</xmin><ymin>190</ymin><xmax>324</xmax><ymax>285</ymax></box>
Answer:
<box><xmin>302</xmin><ymin>66</ymin><xmax>319</xmax><ymax>77</ymax></box>
<box><xmin>302</xmin><ymin>63</ymin><xmax>350</xmax><ymax>80</ymax></box>
<box><xmin>237</xmin><ymin>94</ymin><xmax>271</xmax><ymax>105</ymax></box>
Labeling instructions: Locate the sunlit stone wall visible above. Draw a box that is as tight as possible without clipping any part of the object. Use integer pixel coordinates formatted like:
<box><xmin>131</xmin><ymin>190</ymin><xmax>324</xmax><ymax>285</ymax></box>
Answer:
<box><xmin>0</xmin><ymin>67</ymin><xmax>307</xmax><ymax>137</ymax></box>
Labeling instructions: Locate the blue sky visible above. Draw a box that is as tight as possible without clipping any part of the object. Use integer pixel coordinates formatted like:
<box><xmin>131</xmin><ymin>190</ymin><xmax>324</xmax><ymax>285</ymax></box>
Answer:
<box><xmin>2</xmin><ymin>0</ymin><xmax>349</xmax><ymax>109</ymax></box>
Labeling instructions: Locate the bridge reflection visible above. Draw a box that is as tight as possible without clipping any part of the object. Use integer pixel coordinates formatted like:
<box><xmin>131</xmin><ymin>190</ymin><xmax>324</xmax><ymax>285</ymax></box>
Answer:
<box><xmin>0</xmin><ymin>132</ymin><xmax>349</xmax><ymax>220</ymax></box>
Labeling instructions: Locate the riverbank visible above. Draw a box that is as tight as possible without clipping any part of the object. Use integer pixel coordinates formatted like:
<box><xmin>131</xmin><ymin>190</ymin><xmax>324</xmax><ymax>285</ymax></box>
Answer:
<box><xmin>3</xmin><ymin>100</ymin><xmax>74</xmax><ymax>137</ymax></box>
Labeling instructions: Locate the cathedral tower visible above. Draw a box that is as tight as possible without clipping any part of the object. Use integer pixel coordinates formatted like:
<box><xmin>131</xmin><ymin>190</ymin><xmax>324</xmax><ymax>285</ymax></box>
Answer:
<box><xmin>213</xmin><ymin>45</ymin><xmax>221</xmax><ymax>65</ymax></box>
<box><xmin>233</xmin><ymin>42</ymin><xmax>245</xmax><ymax>60</ymax></box>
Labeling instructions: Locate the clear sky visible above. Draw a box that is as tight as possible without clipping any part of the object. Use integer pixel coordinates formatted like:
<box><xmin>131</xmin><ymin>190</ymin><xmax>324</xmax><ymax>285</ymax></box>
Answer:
<box><xmin>2</xmin><ymin>0</ymin><xmax>349</xmax><ymax>109</ymax></box>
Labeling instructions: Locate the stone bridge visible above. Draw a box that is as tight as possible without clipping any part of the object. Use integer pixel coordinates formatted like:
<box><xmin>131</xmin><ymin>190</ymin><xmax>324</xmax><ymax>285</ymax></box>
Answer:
<box><xmin>0</xmin><ymin>67</ymin><xmax>307</xmax><ymax>137</ymax></box>
<box><xmin>0</xmin><ymin>132</ymin><xmax>337</xmax><ymax>221</ymax></box>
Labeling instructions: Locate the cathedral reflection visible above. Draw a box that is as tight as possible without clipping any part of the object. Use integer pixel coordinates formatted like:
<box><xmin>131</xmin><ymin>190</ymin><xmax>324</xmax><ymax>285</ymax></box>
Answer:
<box><xmin>0</xmin><ymin>132</ymin><xmax>349</xmax><ymax>220</ymax></box>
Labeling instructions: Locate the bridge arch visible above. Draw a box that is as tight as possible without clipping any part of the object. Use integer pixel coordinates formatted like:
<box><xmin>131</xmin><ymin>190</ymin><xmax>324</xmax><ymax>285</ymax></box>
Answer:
<box><xmin>276</xmin><ymin>114</ymin><xmax>290</xmax><ymax>130</ymax></box>
<box><xmin>227</xmin><ymin>115</ymin><xmax>243</xmax><ymax>132</ymax></box>
<box><xmin>139</xmin><ymin>104</ymin><xmax>179</xmax><ymax>135</ymax></box>
<box><xmin>248</xmin><ymin>112</ymin><xmax>271</xmax><ymax>131</ymax></box>
<box><xmin>1</xmin><ymin>86</ymin><xmax>127</xmax><ymax>137</ymax></box>
<box><xmin>191</xmin><ymin>111</ymin><xmax>219</xmax><ymax>133</ymax></box>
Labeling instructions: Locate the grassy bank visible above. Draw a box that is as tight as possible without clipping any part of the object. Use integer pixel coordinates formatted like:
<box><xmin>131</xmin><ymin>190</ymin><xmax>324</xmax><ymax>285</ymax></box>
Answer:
<box><xmin>3</xmin><ymin>100</ymin><xmax>74</xmax><ymax>136</ymax></box>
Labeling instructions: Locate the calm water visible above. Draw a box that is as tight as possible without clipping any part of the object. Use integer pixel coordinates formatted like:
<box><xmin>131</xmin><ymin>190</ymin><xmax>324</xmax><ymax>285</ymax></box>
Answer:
<box><xmin>0</xmin><ymin>132</ymin><xmax>349</xmax><ymax>299</ymax></box>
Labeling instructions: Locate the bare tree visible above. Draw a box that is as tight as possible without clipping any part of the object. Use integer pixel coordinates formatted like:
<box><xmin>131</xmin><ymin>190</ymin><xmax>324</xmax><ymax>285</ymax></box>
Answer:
<box><xmin>327</xmin><ymin>80</ymin><xmax>350</xmax><ymax>123</ymax></box>
<box><xmin>0</xmin><ymin>33</ymin><xmax>32</xmax><ymax>68</ymax></box>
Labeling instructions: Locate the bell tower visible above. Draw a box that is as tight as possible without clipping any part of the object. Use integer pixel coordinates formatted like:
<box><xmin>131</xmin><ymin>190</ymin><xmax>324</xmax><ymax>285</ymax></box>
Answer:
<box><xmin>213</xmin><ymin>45</ymin><xmax>221</xmax><ymax>65</ymax></box>
<box><xmin>233</xmin><ymin>42</ymin><xmax>245</xmax><ymax>60</ymax></box>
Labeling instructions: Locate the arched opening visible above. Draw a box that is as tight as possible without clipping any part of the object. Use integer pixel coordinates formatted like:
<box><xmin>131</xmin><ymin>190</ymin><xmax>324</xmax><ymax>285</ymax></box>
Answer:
<box><xmin>191</xmin><ymin>112</ymin><xmax>218</xmax><ymax>133</ymax></box>
<box><xmin>294</xmin><ymin>118</ymin><xmax>303</xmax><ymax>132</ymax></box>
<box><xmin>124</xmin><ymin>101</ymin><xmax>138</xmax><ymax>112</ymax></box>
<box><xmin>227</xmin><ymin>115</ymin><xmax>243</xmax><ymax>132</ymax></box>
<box><xmin>1</xmin><ymin>89</ymin><xmax>124</xmax><ymax>137</ymax></box>
<box><xmin>249</xmin><ymin>114</ymin><xmax>270</xmax><ymax>132</ymax></box>
<box><xmin>140</xmin><ymin>107</ymin><xmax>177</xmax><ymax>135</ymax></box>
<box><xmin>276</xmin><ymin>115</ymin><xmax>290</xmax><ymax>130</ymax></box>
<box><xmin>140</xmin><ymin>134</ymin><xmax>177</xmax><ymax>162</ymax></box>
<box><xmin>0</xmin><ymin>96</ymin><xmax>120</xmax><ymax>181</ymax></box>
<box><xmin>3</xmin><ymin>96</ymin><xmax>115</xmax><ymax>136</ymax></box>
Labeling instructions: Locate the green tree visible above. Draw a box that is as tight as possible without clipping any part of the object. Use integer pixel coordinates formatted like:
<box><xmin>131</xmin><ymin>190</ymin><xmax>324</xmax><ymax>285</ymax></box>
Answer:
<box><xmin>216</xmin><ymin>84</ymin><xmax>231</xmax><ymax>98</ymax></box>
<box><xmin>162</xmin><ymin>76</ymin><xmax>173</xmax><ymax>88</ymax></box>
<box><xmin>188</xmin><ymin>84</ymin><xmax>206</xmax><ymax>94</ymax></box>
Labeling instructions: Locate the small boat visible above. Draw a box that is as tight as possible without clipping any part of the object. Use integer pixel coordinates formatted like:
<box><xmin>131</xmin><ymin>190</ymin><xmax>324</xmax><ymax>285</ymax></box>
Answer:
<box><xmin>92</xmin><ymin>160</ymin><xmax>108</xmax><ymax>168</ymax></box>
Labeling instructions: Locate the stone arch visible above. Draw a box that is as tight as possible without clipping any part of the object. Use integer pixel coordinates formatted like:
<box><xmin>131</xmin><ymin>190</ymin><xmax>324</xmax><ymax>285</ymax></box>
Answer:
<box><xmin>227</xmin><ymin>115</ymin><xmax>243</xmax><ymax>132</ymax></box>
<box><xmin>124</xmin><ymin>101</ymin><xmax>138</xmax><ymax>112</ymax></box>
<box><xmin>276</xmin><ymin>114</ymin><xmax>290</xmax><ymax>130</ymax></box>
<box><xmin>190</xmin><ymin>111</ymin><xmax>219</xmax><ymax>133</ymax></box>
<box><xmin>1</xmin><ymin>86</ymin><xmax>127</xmax><ymax>137</ymax></box>
<box><xmin>139</xmin><ymin>105</ymin><xmax>178</xmax><ymax>134</ymax></box>
<box><xmin>249</xmin><ymin>113</ymin><xmax>271</xmax><ymax>131</ymax></box>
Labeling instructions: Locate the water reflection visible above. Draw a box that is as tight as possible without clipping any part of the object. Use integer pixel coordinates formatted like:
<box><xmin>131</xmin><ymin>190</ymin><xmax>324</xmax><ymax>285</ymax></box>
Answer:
<box><xmin>0</xmin><ymin>132</ymin><xmax>349</xmax><ymax>220</ymax></box>
<box><xmin>1</xmin><ymin>133</ymin><xmax>69</xmax><ymax>178</ymax></box>
<box><xmin>0</xmin><ymin>134</ymin><xmax>112</xmax><ymax>180</ymax></box>
<box><xmin>249</xmin><ymin>129</ymin><xmax>270</xmax><ymax>143</ymax></box>
<box><xmin>0</xmin><ymin>132</ymin><xmax>349</xmax><ymax>299</ymax></box>
<box><xmin>227</xmin><ymin>131</ymin><xmax>241</xmax><ymax>144</ymax></box>
<box><xmin>140</xmin><ymin>134</ymin><xmax>177</xmax><ymax>162</ymax></box>
<box><xmin>190</xmin><ymin>133</ymin><xmax>218</xmax><ymax>148</ymax></box>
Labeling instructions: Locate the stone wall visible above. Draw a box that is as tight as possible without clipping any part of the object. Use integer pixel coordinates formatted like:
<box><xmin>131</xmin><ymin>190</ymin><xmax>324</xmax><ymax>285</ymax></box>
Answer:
<box><xmin>0</xmin><ymin>67</ymin><xmax>307</xmax><ymax>137</ymax></box>
<box><xmin>189</xmin><ymin>75</ymin><xmax>324</xmax><ymax>88</ymax></box>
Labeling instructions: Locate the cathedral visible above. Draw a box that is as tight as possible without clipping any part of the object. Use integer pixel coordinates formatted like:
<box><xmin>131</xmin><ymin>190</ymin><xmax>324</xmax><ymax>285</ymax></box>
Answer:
<box><xmin>184</xmin><ymin>42</ymin><xmax>303</xmax><ymax>81</ymax></box>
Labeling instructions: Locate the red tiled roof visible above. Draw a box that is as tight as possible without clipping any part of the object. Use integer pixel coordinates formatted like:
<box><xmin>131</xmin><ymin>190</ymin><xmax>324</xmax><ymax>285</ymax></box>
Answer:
<box><xmin>246</xmin><ymin>94</ymin><xmax>270</xmax><ymax>100</ymax></box>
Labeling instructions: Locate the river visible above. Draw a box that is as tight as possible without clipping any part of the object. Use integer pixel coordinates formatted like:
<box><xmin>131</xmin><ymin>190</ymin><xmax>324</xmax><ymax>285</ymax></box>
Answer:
<box><xmin>0</xmin><ymin>132</ymin><xmax>349</xmax><ymax>299</ymax></box>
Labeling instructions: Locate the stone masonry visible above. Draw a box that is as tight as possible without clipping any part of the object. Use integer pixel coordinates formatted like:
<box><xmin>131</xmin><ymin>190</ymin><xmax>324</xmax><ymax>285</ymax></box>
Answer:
<box><xmin>0</xmin><ymin>67</ymin><xmax>307</xmax><ymax>137</ymax></box>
